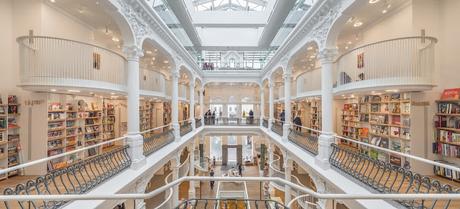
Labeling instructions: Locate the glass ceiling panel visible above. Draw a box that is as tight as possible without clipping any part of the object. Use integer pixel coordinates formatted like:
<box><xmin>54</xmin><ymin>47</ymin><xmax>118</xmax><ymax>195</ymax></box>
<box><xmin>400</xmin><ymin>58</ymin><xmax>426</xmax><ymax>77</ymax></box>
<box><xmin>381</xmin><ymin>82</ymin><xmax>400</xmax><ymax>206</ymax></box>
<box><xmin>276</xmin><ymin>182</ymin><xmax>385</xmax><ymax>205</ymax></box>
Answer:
<box><xmin>199</xmin><ymin>50</ymin><xmax>276</xmax><ymax>70</ymax></box>
<box><xmin>270</xmin><ymin>0</ymin><xmax>317</xmax><ymax>47</ymax></box>
<box><xmin>145</xmin><ymin>0</ymin><xmax>194</xmax><ymax>47</ymax></box>
<box><xmin>192</xmin><ymin>0</ymin><xmax>268</xmax><ymax>11</ymax></box>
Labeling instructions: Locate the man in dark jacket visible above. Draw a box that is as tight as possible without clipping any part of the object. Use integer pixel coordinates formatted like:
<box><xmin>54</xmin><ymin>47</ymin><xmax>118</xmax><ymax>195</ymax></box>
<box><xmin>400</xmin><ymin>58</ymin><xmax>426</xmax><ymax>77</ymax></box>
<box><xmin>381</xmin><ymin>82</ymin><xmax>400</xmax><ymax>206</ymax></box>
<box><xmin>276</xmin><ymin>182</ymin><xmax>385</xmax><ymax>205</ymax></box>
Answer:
<box><xmin>293</xmin><ymin>115</ymin><xmax>302</xmax><ymax>132</ymax></box>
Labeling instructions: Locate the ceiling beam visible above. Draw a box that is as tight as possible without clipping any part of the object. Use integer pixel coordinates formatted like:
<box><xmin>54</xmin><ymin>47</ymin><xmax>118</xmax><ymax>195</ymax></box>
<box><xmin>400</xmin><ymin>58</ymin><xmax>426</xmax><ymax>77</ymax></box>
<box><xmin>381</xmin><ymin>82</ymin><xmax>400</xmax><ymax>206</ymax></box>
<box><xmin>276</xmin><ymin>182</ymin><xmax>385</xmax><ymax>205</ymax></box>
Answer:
<box><xmin>166</xmin><ymin>0</ymin><xmax>202</xmax><ymax>47</ymax></box>
<box><xmin>258</xmin><ymin>0</ymin><xmax>297</xmax><ymax>47</ymax></box>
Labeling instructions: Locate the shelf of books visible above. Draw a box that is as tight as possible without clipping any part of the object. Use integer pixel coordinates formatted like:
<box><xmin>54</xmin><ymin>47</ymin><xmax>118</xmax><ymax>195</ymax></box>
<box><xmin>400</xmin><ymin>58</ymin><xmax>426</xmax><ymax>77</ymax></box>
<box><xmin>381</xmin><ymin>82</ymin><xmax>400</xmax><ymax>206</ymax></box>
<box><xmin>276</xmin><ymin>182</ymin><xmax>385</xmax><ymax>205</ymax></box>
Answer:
<box><xmin>140</xmin><ymin>100</ymin><xmax>152</xmax><ymax>132</ymax></box>
<box><xmin>432</xmin><ymin>89</ymin><xmax>460</xmax><ymax>181</ymax></box>
<box><xmin>102</xmin><ymin>101</ymin><xmax>116</xmax><ymax>152</ymax></box>
<box><xmin>0</xmin><ymin>95</ymin><xmax>22</xmax><ymax>180</ymax></box>
<box><xmin>340</xmin><ymin>93</ymin><xmax>411</xmax><ymax>167</ymax></box>
<box><xmin>47</xmin><ymin>99</ymin><xmax>105</xmax><ymax>171</ymax></box>
<box><xmin>309</xmin><ymin>99</ymin><xmax>321</xmax><ymax>133</ymax></box>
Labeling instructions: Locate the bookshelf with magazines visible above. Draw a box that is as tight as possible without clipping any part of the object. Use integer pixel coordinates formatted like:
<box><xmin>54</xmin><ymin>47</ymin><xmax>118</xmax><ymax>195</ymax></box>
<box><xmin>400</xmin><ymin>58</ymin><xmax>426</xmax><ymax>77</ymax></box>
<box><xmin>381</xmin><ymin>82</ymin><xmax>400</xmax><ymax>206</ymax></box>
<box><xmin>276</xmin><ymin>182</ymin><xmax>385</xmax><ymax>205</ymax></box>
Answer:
<box><xmin>432</xmin><ymin>88</ymin><xmax>460</xmax><ymax>181</ymax></box>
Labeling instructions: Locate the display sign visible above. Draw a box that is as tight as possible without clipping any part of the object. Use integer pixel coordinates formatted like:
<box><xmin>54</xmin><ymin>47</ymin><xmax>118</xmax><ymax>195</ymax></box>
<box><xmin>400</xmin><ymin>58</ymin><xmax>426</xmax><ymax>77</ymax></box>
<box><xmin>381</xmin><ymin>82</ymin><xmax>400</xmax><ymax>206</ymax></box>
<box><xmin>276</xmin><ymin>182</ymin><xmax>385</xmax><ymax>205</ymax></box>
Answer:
<box><xmin>441</xmin><ymin>88</ymin><xmax>460</xmax><ymax>100</ymax></box>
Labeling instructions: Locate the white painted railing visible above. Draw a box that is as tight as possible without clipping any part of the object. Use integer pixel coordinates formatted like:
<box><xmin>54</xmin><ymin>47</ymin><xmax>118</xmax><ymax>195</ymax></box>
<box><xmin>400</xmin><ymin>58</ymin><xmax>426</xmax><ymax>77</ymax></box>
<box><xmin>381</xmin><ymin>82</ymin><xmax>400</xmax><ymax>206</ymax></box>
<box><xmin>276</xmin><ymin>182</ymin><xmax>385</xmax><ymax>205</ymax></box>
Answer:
<box><xmin>17</xmin><ymin>36</ymin><xmax>127</xmax><ymax>91</ymax></box>
<box><xmin>179</xmin><ymin>154</ymin><xmax>191</xmax><ymax>178</ymax></box>
<box><xmin>334</xmin><ymin>36</ymin><xmax>437</xmax><ymax>93</ymax></box>
<box><xmin>140</xmin><ymin>69</ymin><xmax>166</xmax><ymax>94</ymax></box>
<box><xmin>155</xmin><ymin>172</ymin><xmax>173</xmax><ymax>209</ymax></box>
<box><xmin>296</xmin><ymin>67</ymin><xmax>321</xmax><ymax>97</ymax></box>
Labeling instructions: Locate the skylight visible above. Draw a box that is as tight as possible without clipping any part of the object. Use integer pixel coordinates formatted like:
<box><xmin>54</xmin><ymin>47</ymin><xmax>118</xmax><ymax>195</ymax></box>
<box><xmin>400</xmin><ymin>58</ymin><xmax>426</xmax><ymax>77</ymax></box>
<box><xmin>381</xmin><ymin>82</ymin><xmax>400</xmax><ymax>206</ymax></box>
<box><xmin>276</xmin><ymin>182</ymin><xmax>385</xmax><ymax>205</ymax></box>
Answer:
<box><xmin>192</xmin><ymin>0</ymin><xmax>268</xmax><ymax>11</ymax></box>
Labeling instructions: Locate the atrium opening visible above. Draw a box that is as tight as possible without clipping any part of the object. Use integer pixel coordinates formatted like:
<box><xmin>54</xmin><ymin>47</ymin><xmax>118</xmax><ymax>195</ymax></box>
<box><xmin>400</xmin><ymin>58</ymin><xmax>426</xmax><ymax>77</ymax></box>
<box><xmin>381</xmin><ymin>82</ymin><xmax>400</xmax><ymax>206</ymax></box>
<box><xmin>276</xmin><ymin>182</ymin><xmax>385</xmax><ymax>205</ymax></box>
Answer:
<box><xmin>0</xmin><ymin>0</ymin><xmax>460</xmax><ymax>209</ymax></box>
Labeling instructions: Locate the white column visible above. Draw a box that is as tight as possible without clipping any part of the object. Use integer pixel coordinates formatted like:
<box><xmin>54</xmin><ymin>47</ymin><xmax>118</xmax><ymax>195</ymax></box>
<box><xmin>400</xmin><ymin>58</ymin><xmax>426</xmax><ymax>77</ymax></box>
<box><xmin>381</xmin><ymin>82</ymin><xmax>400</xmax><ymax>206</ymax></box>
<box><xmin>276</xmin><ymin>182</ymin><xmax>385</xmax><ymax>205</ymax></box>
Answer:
<box><xmin>171</xmin><ymin>69</ymin><xmax>180</xmax><ymax>141</ymax></box>
<box><xmin>268</xmin><ymin>81</ymin><xmax>274</xmax><ymax>129</ymax></box>
<box><xmin>267</xmin><ymin>143</ymin><xmax>274</xmax><ymax>195</ymax></box>
<box><xmin>200</xmin><ymin>85</ymin><xmax>204</xmax><ymax>123</ymax></box>
<box><xmin>190</xmin><ymin>79</ymin><xmax>196</xmax><ymax>130</ymax></box>
<box><xmin>283</xmin><ymin>70</ymin><xmax>292</xmax><ymax>141</ymax></box>
<box><xmin>315</xmin><ymin>48</ymin><xmax>338</xmax><ymax>169</ymax></box>
<box><xmin>123</xmin><ymin>45</ymin><xmax>145</xmax><ymax>169</ymax></box>
<box><xmin>284</xmin><ymin>151</ymin><xmax>292</xmax><ymax>204</ymax></box>
<box><xmin>188</xmin><ymin>144</ymin><xmax>196</xmax><ymax>198</ymax></box>
<box><xmin>260</xmin><ymin>88</ymin><xmax>265</xmax><ymax>126</ymax></box>
<box><xmin>171</xmin><ymin>154</ymin><xmax>180</xmax><ymax>207</ymax></box>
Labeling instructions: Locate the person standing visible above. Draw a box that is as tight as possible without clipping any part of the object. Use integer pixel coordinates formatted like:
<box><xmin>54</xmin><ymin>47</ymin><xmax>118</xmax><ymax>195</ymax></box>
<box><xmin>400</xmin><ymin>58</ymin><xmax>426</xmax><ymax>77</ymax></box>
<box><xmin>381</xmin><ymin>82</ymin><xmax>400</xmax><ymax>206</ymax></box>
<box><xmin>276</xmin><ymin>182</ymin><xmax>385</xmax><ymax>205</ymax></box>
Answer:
<box><xmin>210</xmin><ymin>169</ymin><xmax>215</xmax><ymax>190</ymax></box>
<box><xmin>293</xmin><ymin>115</ymin><xmax>302</xmax><ymax>132</ymax></box>
<box><xmin>280</xmin><ymin>109</ymin><xmax>285</xmax><ymax>126</ymax></box>
<box><xmin>238</xmin><ymin>163</ymin><xmax>243</xmax><ymax>176</ymax></box>
<box><xmin>249</xmin><ymin>109</ymin><xmax>254</xmax><ymax>124</ymax></box>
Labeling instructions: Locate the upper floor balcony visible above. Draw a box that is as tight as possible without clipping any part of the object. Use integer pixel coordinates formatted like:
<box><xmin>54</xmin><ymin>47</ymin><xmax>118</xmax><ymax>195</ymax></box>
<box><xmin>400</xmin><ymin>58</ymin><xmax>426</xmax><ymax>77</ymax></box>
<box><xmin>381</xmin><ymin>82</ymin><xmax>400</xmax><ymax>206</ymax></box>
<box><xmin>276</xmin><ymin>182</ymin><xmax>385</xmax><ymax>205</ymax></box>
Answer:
<box><xmin>333</xmin><ymin>36</ymin><xmax>437</xmax><ymax>94</ymax></box>
<box><xmin>17</xmin><ymin>36</ymin><xmax>127</xmax><ymax>93</ymax></box>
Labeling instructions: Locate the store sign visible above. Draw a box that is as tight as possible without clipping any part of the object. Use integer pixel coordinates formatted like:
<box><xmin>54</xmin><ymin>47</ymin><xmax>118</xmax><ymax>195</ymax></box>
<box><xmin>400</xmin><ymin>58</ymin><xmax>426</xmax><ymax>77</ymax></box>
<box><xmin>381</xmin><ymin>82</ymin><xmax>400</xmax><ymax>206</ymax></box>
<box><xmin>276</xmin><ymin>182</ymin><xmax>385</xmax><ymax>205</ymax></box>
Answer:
<box><xmin>24</xmin><ymin>99</ymin><xmax>45</xmax><ymax>106</ymax></box>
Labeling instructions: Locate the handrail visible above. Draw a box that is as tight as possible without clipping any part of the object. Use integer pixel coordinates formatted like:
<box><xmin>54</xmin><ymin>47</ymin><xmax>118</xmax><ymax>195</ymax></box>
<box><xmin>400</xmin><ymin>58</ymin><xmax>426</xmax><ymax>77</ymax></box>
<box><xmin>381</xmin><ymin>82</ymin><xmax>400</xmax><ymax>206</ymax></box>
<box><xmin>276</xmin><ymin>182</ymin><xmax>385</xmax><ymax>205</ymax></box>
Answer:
<box><xmin>139</xmin><ymin>124</ymin><xmax>172</xmax><ymax>134</ymax></box>
<box><xmin>291</xmin><ymin>124</ymin><xmax>320</xmax><ymax>133</ymax></box>
<box><xmin>334</xmin><ymin>134</ymin><xmax>460</xmax><ymax>173</ymax></box>
<box><xmin>287</xmin><ymin>194</ymin><xmax>318</xmax><ymax>208</ymax></box>
<box><xmin>0</xmin><ymin>136</ymin><xmax>127</xmax><ymax>175</ymax></box>
<box><xmin>155</xmin><ymin>172</ymin><xmax>173</xmax><ymax>209</ymax></box>
<box><xmin>2</xmin><ymin>176</ymin><xmax>460</xmax><ymax>201</ymax></box>
<box><xmin>335</xmin><ymin>36</ymin><xmax>438</xmax><ymax>61</ymax></box>
<box><xmin>17</xmin><ymin>36</ymin><xmax>126</xmax><ymax>60</ymax></box>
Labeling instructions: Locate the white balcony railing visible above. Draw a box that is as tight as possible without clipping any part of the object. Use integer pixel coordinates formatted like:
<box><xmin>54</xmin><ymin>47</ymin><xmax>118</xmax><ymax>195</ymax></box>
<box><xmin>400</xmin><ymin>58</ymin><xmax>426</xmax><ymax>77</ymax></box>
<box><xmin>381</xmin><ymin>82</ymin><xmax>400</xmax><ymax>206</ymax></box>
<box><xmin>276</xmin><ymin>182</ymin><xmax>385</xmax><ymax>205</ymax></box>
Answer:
<box><xmin>140</xmin><ymin>69</ymin><xmax>166</xmax><ymax>94</ymax></box>
<box><xmin>17</xmin><ymin>36</ymin><xmax>127</xmax><ymax>92</ymax></box>
<box><xmin>334</xmin><ymin>36</ymin><xmax>437</xmax><ymax>93</ymax></box>
<box><xmin>296</xmin><ymin>67</ymin><xmax>321</xmax><ymax>97</ymax></box>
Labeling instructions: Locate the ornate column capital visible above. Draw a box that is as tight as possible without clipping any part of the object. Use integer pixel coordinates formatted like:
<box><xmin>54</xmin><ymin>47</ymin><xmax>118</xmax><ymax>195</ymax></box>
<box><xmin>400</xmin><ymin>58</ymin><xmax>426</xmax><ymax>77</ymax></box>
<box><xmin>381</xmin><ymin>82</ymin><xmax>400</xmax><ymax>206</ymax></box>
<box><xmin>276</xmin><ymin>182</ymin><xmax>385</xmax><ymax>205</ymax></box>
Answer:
<box><xmin>318</xmin><ymin>48</ymin><xmax>338</xmax><ymax>64</ymax></box>
<box><xmin>123</xmin><ymin>45</ymin><xmax>144</xmax><ymax>62</ymax></box>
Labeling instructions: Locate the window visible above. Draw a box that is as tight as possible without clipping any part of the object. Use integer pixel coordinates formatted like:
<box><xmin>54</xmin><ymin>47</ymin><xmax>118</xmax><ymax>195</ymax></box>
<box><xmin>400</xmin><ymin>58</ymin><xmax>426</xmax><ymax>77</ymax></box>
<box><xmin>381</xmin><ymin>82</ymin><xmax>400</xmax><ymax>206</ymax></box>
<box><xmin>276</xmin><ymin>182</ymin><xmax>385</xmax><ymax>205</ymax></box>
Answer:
<box><xmin>210</xmin><ymin>136</ymin><xmax>222</xmax><ymax>161</ymax></box>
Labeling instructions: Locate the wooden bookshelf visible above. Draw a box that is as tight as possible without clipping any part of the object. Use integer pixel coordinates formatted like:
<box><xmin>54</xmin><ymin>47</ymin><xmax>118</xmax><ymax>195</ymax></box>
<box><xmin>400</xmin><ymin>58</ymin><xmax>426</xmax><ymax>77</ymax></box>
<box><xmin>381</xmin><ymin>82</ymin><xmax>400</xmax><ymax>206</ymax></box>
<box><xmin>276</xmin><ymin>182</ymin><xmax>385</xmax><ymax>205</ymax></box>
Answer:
<box><xmin>340</xmin><ymin>93</ymin><xmax>412</xmax><ymax>166</ymax></box>
<box><xmin>433</xmin><ymin>99</ymin><xmax>460</xmax><ymax>158</ymax></box>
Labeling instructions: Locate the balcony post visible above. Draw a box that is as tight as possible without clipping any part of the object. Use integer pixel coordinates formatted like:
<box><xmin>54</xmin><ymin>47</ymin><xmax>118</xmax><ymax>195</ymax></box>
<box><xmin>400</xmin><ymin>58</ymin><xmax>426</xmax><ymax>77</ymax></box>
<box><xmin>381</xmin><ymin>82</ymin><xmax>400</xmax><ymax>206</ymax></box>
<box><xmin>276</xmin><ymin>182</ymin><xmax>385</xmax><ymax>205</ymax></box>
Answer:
<box><xmin>267</xmin><ymin>143</ymin><xmax>274</xmax><ymax>195</ymax></box>
<box><xmin>200</xmin><ymin>85</ymin><xmax>205</xmax><ymax>123</ymax></box>
<box><xmin>315</xmin><ymin>48</ymin><xmax>338</xmax><ymax>169</ymax></box>
<box><xmin>260</xmin><ymin>87</ymin><xmax>265</xmax><ymax>126</ymax></box>
<box><xmin>284</xmin><ymin>151</ymin><xmax>292</xmax><ymax>204</ymax></box>
<box><xmin>283</xmin><ymin>68</ymin><xmax>292</xmax><ymax>141</ymax></box>
<box><xmin>190</xmin><ymin>78</ymin><xmax>196</xmax><ymax>130</ymax></box>
<box><xmin>268</xmin><ymin>81</ymin><xmax>274</xmax><ymax>129</ymax></box>
<box><xmin>188</xmin><ymin>143</ymin><xmax>196</xmax><ymax>198</ymax></box>
<box><xmin>171</xmin><ymin>154</ymin><xmax>180</xmax><ymax>207</ymax></box>
<box><xmin>123</xmin><ymin>45</ymin><xmax>145</xmax><ymax>170</ymax></box>
<box><xmin>171</xmin><ymin>67</ymin><xmax>180</xmax><ymax>141</ymax></box>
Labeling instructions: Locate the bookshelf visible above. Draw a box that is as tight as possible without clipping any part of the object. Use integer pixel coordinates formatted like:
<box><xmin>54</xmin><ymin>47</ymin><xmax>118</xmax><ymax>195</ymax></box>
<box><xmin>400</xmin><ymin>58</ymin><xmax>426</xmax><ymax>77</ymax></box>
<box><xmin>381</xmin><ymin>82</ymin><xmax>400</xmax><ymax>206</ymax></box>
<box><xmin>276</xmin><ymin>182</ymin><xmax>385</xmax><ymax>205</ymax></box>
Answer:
<box><xmin>433</xmin><ymin>99</ymin><xmax>460</xmax><ymax>158</ymax></box>
<box><xmin>340</xmin><ymin>93</ymin><xmax>412</xmax><ymax>166</ymax></box>
<box><xmin>102</xmin><ymin>101</ymin><xmax>116</xmax><ymax>151</ymax></box>
<box><xmin>309</xmin><ymin>99</ymin><xmax>321</xmax><ymax>132</ymax></box>
<box><xmin>7</xmin><ymin>95</ymin><xmax>21</xmax><ymax>177</ymax></box>
<box><xmin>140</xmin><ymin>100</ymin><xmax>152</xmax><ymax>131</ymax></box>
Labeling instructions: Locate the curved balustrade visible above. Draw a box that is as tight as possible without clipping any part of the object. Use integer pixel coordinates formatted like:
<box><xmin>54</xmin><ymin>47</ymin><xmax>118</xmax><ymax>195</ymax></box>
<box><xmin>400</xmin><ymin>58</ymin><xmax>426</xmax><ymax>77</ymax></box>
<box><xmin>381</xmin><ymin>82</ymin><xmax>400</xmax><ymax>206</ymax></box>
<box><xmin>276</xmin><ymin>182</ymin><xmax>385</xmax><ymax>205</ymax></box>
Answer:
<box><xmin>269</xmin><ymin>155</ymin><xmax>285</xmax><ymax>191</ymax></box>
<box><xmin>334</xmin><ymin>36</ymin><xmax>437</xmax><ymax>93</ymax></box>
<box><xmin>179</xmin><ymin>154</ymin><xmax>191</xmax><ymax>178</ymax></box>
<box><xmin>329</xmin><ymin>144</ymin><xmax>460</xmax><ymax>208</ymax></box>
<box><xmin>2</xmin><ymin>145</ymin><xmax>131</xmax><ymax>209</ymax></box>
<box><xmin>179</xmin><ymin>120</ymin><xmax>193</xmax><ymax>136</ymax></box>
<box><xmin>262</xmin><ymin>118</ymin><xmax>268</xmax><ymax>128</ymax></box>
<box><xmin>176</xmin><ymin>198</ymin><xmax>288</xmax><ymax>209</ymax></box>
<box><xmin>155</xmin><ymin>173</ymin><xmax>173</xmax><ymax>209</ymax></box>
<box><xmin>142</xmin><ymin>126</ymin><xmax>175</xmax><ymax>156</ymax></box>
<box><xmin>195</xmin><ymin>156</ymin><xmax>209</xmax><ymax>172</ymax></box>
<box><xmin>288</xmin><ymin>125</ymin><xmax>319</xmax><ymax>155</ymax></box>
<box><xmin>17</xmin><ymin>36</ymin><xmax>127</xmax><ymax>91</ymax></box>
<box><xmin>296</xmin><ymin>68</ymin><xmax>321</xmax><ymax>98</ymax></box>
<box><xmin>195</xmin><ymin>118</ymin><xmax>202</xmax><ymax>129</ymax></box>
<box><xmin>140</xmin><ymin>69</ymin><xmax>166</xmax><ymax>95</ymax></box>
<box><xmin>271</xmin><ymin>120</ymin><xmax>283</xmax><ymax>136</ymax></box>
<box><xmin>204</xmin><ymin>117</ymin><xmax>260</xmax><ymax>126</ymax></box>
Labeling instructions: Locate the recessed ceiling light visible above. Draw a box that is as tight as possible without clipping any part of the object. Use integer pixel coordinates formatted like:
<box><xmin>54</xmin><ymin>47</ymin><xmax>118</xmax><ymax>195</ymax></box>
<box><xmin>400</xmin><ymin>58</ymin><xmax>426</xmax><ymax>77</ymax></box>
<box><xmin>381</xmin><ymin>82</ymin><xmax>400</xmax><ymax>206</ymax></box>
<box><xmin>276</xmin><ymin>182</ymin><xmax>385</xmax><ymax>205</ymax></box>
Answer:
<box><xmin>50</xmin><ymin>0</ymin><xmax>56</xmax><ymax>3</ymax></box>
<box><xmin>347</xmin><ymin>41</ymin><xmax>352</xmax><ymax>44</ymax></box>
<box><xmin>382</xmin><ymin>9</ymin><xmax>387</xmax><ymax>14</ymax></box>
<box><xmin>112</xmin><ymin>37</ymin><xmax>120</xmax><ymax>42</ymax></box>
<box><xmin>154</xmin><ymin>49</ymin><xmax>158</xmax><ymax>52</ymax></box>
<box><xmin>95</xmin><ymin>1</ymin><xmax>99</xmax><ymax>5</ymax></box>
<box><xmin>111</xmin><ymin>92</ymin><xmax>116</xmax><ymax>95</ymax></box>
<box><xmin>369</xmin><ymin>0</ymin><xmax>380</xmax><ymax>3</ymax></box>
<box><xmin>353</xmin><ymin>21</ymin><xmax>363</xmax><ymax>27</ymax></box>
<box><xmin>163</xmin><ymin>60</ymin><xmax>169</xmax><ymax>63</ymax></box>
<box><xmin>387</xmin><ymin>4</ymin><xmax>392</xmax><ymax>8</ymax></box>
<box><xmin>146</xmin><ymin>50</ymin><xmax>152</xmax><ymax>54</ymax></box>
<box><xmin>68</xmin><ymin>89</ymin><xmax>80</xmax><ymax>93</ymax></box>
<box><xmin>385</xmin><ymin>89</ymin><xmax>399</xmax><ymax>92</ymax></box>
<box><xmin>309</xmin><ymin>55</ymin><xmax>316</xmax><ymax>59</ymax></box>
<box><xmin>345</xmin><ymin>46</ymin><xmax>349</xmax><ymax>50</ymax></box>
<box><xmin>307</xmin><ymin>46</ymin><xmax>313</xmax><ymax>50</ymax></box>
<box><xmin>150</xmin><ymin>61</ymin><xmax>154</xmax><ymax>65</ymax></box>
<box><xmin>50</xmin><ymin>89</ymin><xmax>57</xmax><ymax>92</ymax></box>
<box><xmin>152</xmin><ymin>57</ymin><xmax>156</xmax><ymax>60</ymax></box>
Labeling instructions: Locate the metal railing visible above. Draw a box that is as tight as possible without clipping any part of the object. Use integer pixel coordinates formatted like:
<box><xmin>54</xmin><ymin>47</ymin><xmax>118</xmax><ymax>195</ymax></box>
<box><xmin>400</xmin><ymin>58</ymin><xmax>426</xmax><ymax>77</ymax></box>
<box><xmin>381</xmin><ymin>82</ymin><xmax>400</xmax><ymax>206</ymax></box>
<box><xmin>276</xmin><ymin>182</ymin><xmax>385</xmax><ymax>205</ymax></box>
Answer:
<box><xmin>330</xmin><ymin>135</ymin><xmax>460</xmax><ymax>209</ymax></box>
<box><xmin>271</xmin><ymin>119</ymin><xmax>283</xmax><ymax>136</ymax></box>
<box><xmin>3</xmin><ymin>145</ymin><xmax>131</xmax><ymax>209</ymax></box>
<box><xmin>262</xmin><ymin>118</ymin><xmax>268</xmax><ymax>128</ymax></box>
<box><xmin>334</xmin><ymin>36</ymin><xmax>437</xmax><ymax>92</ymax></box>
<box><xmin>195</xmin><ymin>118</ymin><xmax>202</xmax><ymax>128</ymax></box>
<box><xmin>17</xmin><ymin>36</ymin><xmax>127</xmax><ymax>91</ymax></box>
<box><xmin>179</xmin><ymin>120</ymin><xmax>193</xmax><ymax>136</ymax></box>
<box><xmin>175</xmin><ymin>199</ymin><xmax>288</xmax><ymax>209</ymax></box>
<box><xmin>204</xmin><ymin>117</ymin><xmax>260</xmax><ymax>126</ymax></box>
<box><xmin>141</xmin><ymin>124</ymin><xmax>175</xmax><ymax>156</ymax></box>
<box><xmin>288</xmin><ymin>124</ymin><xmax>319</xmax><ymax>156</ymax></box>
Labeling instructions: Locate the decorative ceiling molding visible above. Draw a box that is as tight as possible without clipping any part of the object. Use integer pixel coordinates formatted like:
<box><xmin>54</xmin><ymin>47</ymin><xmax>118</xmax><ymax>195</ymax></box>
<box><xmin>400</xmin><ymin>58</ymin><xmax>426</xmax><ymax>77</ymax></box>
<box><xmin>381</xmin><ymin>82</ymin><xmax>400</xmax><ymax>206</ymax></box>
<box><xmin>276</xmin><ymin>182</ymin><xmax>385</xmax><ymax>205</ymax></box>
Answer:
<box><xmin>261</xmin><ymin>0</ymin><xmax>353</xmax><ymax>78</ymax></box>
<box><xmin>115</xmin><ymin>0</ymin><xmax>203</xmax><ymax>78</ymax></box>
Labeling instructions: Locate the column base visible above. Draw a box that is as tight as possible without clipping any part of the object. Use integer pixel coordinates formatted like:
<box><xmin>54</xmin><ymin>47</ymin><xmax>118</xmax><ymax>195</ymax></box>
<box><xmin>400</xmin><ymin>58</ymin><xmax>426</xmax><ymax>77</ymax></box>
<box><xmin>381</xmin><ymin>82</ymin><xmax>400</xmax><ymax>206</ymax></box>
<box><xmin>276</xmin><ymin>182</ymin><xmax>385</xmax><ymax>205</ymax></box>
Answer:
<box><xmin>172</xmin><ymin>123</ymin><xmax>180</xmax><ymax>142</ymax></box>
<box><xmin>126</xmin><ymin>133</ymin><xmax>146</xmax><ymax>170</ymax></box>
<box><xmin>315</xmin><ymin>134</ymin><xmax>335</xmax><ymax>170</ymax></box>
